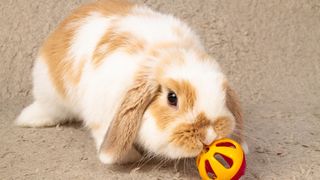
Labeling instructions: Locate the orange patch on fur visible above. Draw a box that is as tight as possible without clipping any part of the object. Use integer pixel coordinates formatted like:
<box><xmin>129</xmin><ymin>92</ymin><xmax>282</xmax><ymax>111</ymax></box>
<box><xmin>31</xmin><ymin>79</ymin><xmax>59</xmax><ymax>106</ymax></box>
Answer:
<box><xmin>93</xmin><ymin>30</ymin><xmax>145</xmax><ymax>67</ymax></box>
<box><xmin>40</xmin><ymin>24</ymin><xmax>74</xmax><ymax>96</ymax></box>
<box><xmin>148</xmin><ymin>100</ymin><xmax>176</xmax><ymax>130</ymax></box>
<box><xmin>170</xmin><ymin>123</ymin><xmax>203</xmax><ymax>153</ymax></box>
<box><xmin>40</xmin><ymin>0</ymin><xmax>133</xmax><ymax>97</ymax></box>
<box><xmin>169</xmin><ymin>113</ymin><xmax>211</xmax><ymax>153</ymax></box>
<box><xmin>149</xmin><ymin>79</ymin><xmax>197</xmax><ymax>129</ymax></box>
<box><xmin>213</xmin><ymin>116</ymin><xmax>233</xmax><ymax>138</ymax></box>
<box><xmin>76</xmin><ymin>0</ymin><xmax>133</xmax><ymax>18</ymax></box>
<box><xmin>165</xmin><ymin>79</ymin><xmax>197</xmax><ymax>112</ymax></box>
<box><xmin>68</xmin><ymin>60</ymin><xmax>86</xmax><ymax>85</ymax></box>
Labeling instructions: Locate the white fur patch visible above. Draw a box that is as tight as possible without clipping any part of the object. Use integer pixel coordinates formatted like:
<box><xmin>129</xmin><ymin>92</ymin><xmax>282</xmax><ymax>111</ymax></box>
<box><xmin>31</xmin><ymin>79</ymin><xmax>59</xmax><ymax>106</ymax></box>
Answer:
<box><xmin>137</xmin><ymin>111</ymin><xmax>170</xmax><ymax>155</ymax></box>
<box><xmin>69</xmin><ymin>12</ymin><xmax>111</xmax><ymax>61</ymax></box>
<box><xmin>203</xmin><ymin>127</ymin><xmax>217</xmax><ymax>145</ymax></box>
<box><xmin>99</xmin><ymin>152</ymin><xmax>114</xmax><ymax>164</ymax></box>
<box><xmin>16</xmin><ymin>102</ymin><xmax>57</xmax><ymax>127</ymax></box>
<box><xmin>17</xmin><ymin>57</ymin><xmax>75</xmax><ymax>128</ymax></box>
<box><xmin>99</xmin><ymin>148</ymin><xmax>141</xmax><ymax>164</ymax></box>
<box><xmin>119</xmin><ymin>12</ymin><xmax>177</xmax><ymax>44</ymax></box>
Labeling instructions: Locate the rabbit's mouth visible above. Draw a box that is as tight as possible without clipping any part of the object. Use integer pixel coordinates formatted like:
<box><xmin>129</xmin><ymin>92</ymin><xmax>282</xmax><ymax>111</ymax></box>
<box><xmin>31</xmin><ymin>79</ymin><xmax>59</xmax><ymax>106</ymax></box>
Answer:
<box><xmin>167</xmin><ymin>125</ymin><xmax>207</xmax><ymax>158</ymax></box>
<box><xmin>166</xmin><ymin>116</ymin><xmax>234</xmax><ymax>159</ymax></box>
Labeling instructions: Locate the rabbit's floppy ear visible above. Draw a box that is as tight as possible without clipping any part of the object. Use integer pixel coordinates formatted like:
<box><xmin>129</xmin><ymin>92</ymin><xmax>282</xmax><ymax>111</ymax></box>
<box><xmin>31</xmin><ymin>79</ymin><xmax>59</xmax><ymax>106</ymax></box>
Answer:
<box><xmin>99</xmin><ymin>63</ymin><xmax>159</xmax><ymax>163</ymax></box>
<box><xmin>225</xmin><ymin>84</ymin><xmax>244</xmax><ymax>142</ymax></box>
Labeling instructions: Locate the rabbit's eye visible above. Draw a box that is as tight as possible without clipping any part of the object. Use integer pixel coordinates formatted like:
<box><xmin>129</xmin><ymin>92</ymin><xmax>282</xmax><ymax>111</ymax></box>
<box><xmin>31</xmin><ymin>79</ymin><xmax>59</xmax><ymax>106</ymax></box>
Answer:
<box><xmin>167</xmin><ymin>91</ymin><xmax>178</xmax><ymax>106</ymax></box>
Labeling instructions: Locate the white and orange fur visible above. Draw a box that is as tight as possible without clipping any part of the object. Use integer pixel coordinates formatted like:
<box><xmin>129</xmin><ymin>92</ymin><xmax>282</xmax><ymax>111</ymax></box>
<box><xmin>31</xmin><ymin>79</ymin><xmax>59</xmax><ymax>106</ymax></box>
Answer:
<box><xmin>16</xmin><ymin>0</ymin><xmax>247</xmax><ymax>164</ymax></box>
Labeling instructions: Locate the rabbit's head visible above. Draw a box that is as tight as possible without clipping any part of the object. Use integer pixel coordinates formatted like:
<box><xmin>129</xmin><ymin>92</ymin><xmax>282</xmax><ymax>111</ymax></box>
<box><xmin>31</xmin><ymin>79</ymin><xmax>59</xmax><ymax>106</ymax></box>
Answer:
<box><xmin>100</xmin><ymin>47</ymin><xmax>242</xmax><ymax>162</ymax></box>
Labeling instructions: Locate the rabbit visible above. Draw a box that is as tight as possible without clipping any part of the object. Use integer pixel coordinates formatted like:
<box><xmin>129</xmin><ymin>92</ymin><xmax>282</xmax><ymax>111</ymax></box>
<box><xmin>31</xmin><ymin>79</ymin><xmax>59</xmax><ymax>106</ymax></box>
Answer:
<box><xmin>16</xmin><ymin>0</ymin><xmax>247</xmax><ymax>164</ymax></box>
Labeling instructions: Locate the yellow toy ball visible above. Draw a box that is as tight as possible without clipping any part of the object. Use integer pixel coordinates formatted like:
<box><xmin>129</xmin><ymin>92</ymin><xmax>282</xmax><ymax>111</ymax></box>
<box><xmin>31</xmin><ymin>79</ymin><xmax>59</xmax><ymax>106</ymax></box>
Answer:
<box><xmin>196</xmin><ymin>138</ymin><xmax>246</xmax><ymax>180</ymax></box>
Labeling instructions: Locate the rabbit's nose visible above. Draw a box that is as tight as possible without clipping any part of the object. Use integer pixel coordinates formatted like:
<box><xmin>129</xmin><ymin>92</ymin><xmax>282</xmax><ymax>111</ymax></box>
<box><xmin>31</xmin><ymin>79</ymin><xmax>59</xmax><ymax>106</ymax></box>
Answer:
<box><xmin>202</xmin><ymin>127</ymin><xmax>217</xmax><ymax>145</ymax></box>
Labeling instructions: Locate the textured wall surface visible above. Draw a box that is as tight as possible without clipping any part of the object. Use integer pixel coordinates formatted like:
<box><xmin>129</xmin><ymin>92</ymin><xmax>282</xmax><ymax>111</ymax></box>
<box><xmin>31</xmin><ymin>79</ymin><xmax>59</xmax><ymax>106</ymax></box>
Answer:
<box><xmin>1</xmin><ymin>0</ymin><xmax>319</xmax><ymax>179</ymax></box>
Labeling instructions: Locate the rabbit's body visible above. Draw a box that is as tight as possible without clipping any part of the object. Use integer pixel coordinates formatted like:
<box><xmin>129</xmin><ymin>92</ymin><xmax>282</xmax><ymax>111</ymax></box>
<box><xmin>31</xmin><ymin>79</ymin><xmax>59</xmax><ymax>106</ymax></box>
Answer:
<box><xmin>17</xmin><ymin>0</ymin><xmax>246</xmax><ymax>164</ymax></box>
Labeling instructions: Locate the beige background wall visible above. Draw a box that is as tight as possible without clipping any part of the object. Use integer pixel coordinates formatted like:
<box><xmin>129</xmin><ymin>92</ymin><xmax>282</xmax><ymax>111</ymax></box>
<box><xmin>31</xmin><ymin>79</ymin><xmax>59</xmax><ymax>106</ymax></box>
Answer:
<box><xmin>1</xmin><ymin>0</ymin><xmax>319</xmax><ymax>179</ymax></box>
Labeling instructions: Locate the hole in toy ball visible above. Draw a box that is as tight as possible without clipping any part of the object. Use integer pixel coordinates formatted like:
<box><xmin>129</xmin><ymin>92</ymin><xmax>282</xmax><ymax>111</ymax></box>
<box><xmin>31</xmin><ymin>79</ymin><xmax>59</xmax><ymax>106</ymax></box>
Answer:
<box><xmin>205</xmin><ymin>160</ymin><xmax>217</xmax><ymax>179</ymax></box>
<box><xmin>204</xmin><ymin>146</ymin><xmax>210</xmax><ymax>153</ymax></box>
<box><xmin>216</xmin><ymin>142</ymin><xmax>236</xmax><ymax>148</ymax></box>
<box><xmin>214</xmin><ymin>153</ymin><xmax>233</xmax><ymax>169</ymax></box>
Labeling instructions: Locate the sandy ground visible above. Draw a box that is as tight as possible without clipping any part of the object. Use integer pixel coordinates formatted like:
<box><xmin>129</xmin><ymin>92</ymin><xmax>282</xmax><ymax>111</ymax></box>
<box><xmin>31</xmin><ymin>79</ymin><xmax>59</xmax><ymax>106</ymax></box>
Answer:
<box><xmin>1</xmin><ymin>0</ymin><xmax>320</xmax><ymax>179</ymax></box>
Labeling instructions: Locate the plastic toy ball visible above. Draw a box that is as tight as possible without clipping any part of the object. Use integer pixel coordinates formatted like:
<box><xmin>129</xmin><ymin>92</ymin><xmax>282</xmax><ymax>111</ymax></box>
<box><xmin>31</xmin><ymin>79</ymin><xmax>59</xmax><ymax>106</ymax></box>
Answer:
<box><xmin>196</xmin><ymin>138</ymin><xmax>246</xmax><ymax>180</ymax></box>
